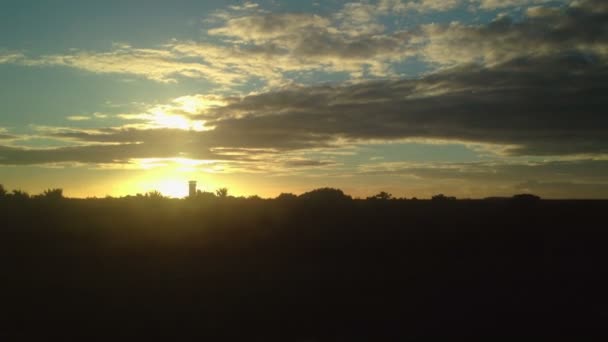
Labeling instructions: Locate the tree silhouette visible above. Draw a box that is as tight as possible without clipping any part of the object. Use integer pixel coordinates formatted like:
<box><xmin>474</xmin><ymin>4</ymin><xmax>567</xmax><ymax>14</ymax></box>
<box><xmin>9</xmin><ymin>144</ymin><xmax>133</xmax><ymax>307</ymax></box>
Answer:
<box><xmin>512</xmin><ymin>193</ymin><xmax>541</xmax><ymax>201</ymax></box>
<box><xmin>276</xmin><ymin>193</ymin><xmax>298</xmax><ymax>201</ymax></box>
<box><xmin>512</xmin><ymin>193</ymin><xmax>541</xmax><ymax>206</ymax></box>
<box><xmin>41</xmin><ymin>188</ymin><xmax>64</xmax><ymax>200</ymax></box>
<box><xmin>145</xmin><ymin>190</ymin><xmax>165</xmax><ymax>199</ymax></box>
<box><xmin>432</xmin><ymin>194</ymin><xmax>457</xmax><ymax>201</ymax></box>
<box><xmin>194</xmin><ymin>190</ymin><xmax>217</xmax><ymax>200</ymax></box>
<box><xmin>216</xmin><ymin>187</ymin><xmax>228</xmax><ymax>198</ymax></box>
<box><xmin>0</xmin><ymin>184</ymin><xmax>6</xmax><ymax>198</ymax></box>
<box><xmin>10</xmin><ymin>189</ymin><xmax>30</xmax><ymax>200</ymax></box>
<box><xmin>367</xmin><ymin>191</ymin><xmax>393</xmax><ymax>200</ymax></box>
<box><xmin>299</xmin><ymin>188</ymin><xmax>352</xmax><ymax>201</ymax></box>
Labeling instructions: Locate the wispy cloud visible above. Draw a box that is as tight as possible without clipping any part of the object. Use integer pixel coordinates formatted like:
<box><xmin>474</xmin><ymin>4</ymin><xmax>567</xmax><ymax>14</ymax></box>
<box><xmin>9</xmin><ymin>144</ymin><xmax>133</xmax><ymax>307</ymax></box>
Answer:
<box><xmin>3</xmin><ymin>44</ymin><xmax>246</xmax><ymax>84</ymax></box>
<box><xmin>378</xmin><ymin>0</ymin><xmax>461</xmax><ymax>13</ymax></box>
<box><xmin>66</xmin><ymin>116</ymin><xmax>92</xmax><ymax>121</ymax></box>
<box><xmin>473</xmin><ymin>0</ymin><xmax>565</xmax><ymax>10</ymax></box>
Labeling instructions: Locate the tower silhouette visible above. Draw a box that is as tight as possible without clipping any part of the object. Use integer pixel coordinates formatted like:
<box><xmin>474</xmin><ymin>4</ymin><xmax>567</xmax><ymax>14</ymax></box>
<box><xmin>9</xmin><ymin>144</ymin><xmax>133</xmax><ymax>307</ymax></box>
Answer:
<box><xmin>189</xmin><ymin>181</ymin><xmax>197</xmax><ymax>197</ymax></box>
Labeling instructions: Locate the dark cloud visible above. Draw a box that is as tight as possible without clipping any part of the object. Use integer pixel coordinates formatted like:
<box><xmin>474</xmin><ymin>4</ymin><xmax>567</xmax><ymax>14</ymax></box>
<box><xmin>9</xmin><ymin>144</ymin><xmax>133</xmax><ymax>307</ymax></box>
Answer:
<box><xmin>50</xmin><ymin>125</ymin><xmax>334</xmax><ymax>151</ymax></box>
<box><xmin>421</xmin><ymin>0</ymin><xmax>608</xmax><ymax>66</ymax></box>
<box><xmin>204</xmin><ymin>53</ymin><xmax>607</xmax><ymax>155</ymax></box>
<box><xmin>0</xmin><ymin>142</ymin><xmax>221</xmax><ymax>165</ymax></box>
<box><xmin>570</xmin><ymin>0</ymin><xmax>608</xmax><ymax>14</ymax></box>
<box><xmin>282</xmin><ymin>159</ymin><xmax>336</xmax><ymax>168</ymax></box>
<box><xmin>360</xmin><ymin>159</ymin><xmax>608</xmax><ymax>182</ymax></box>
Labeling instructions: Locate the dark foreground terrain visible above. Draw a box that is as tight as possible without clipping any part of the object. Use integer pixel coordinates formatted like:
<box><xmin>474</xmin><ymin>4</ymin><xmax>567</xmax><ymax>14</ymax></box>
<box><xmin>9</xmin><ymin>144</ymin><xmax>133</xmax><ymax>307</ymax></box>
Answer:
<box><xmin>1</xmin><ymin>192</ymin><xmax>607</xmax><ymax>339</ymax></box>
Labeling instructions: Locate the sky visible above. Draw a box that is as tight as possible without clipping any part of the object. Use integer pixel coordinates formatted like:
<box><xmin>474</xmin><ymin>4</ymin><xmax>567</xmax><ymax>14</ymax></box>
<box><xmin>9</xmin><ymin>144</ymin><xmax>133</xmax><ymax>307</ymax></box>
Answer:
<box><xmin>0</xmin><ymin>0</ymin><xmax>607</xmax><ymax>198</ymax></box>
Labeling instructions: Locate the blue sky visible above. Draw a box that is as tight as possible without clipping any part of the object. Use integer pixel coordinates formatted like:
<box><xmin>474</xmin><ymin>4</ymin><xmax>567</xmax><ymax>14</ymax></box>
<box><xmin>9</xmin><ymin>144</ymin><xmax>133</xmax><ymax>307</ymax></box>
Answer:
<box><xmin>1</xmin><ymin>0</ymin><xmax>607</xmax><ymax>198</ymax></box>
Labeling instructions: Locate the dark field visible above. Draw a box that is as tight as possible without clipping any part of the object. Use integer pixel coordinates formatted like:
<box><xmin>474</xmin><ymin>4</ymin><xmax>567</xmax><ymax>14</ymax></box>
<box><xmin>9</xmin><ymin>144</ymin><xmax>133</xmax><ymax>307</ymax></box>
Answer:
<box><xmin>2</xmin><ymin>192</ymin><xmax>607</xmax><ymax>339</ymax></box>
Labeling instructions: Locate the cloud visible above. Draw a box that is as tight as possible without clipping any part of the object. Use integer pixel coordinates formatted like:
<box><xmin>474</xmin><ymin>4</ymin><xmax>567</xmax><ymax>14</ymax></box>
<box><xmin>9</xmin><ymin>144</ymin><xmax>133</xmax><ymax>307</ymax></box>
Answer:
<box><xmin>0</xmin><ymin>134</ymin><xmax>15</xmax><ymax>140</ymax></box>
<box><xmin>0</xmin><ymin>128</ymin><xmax>17</xmax><ymax>141</ymax></box>
<box><xmin>205</xmin><ymin>11</ymin><xmax>414</xmax><ymax>78</ymax></box>
<box><xmin>378</xmin><ymin>0</ymin><xmax>461</xmax><ymax>13</ymax></box>
<box><xmin>190</xmin><ymin>0</ymin><xmax>608</xmax><ymax>82</ymax></box>
<box><xmin>0</xmin><ymin>139</ymin><xmax>223</xmax><ymax>166</ymax></box>
<box><xmin>0</xmin><ymin>129</ymin><xmax>340</xmax><ymax>177</ymax></box>
<box><xmin>420</xmin><ymin>0</ymin><xmax>608</xmax><ymax>66</ymax></box>
<box><xmin>570</xmin><ymin>0</ymin><xmax>608</xmax><ymax>12</ymax></box>
<box><xmin>2</xmin><ymin>44</ymin><xmax>247</xmax><ymax>84</ymax></box>
<box><xmin>0</xmin><ymin>52</ymin><xmax>24</xmax><ymax>64</ymax></box>
<box><xmin>1</xmin><ymin>0</ymin><xmax>606</xmax><ymax>168</ymax></box>
<box><xmin>359</xmin><ymin>159</ymin><xmax>608</xmax><ymax>182</ymax></box>
<box><xmin>5</xmin><ymin>51</ymin><xmax>605</xmax><ymax>166</ymax></box>
<box><xmin>66</xmin><ymin>116</ymin><xmax>92</xmax><ymax>121</ymax></box>
<box><xmin>473</xmin><ymin>0</ymin><xmax>560</xmax><ymax>10</ymax></box>
<box><xmin>228</xmin><ymin>1</ymin><xmax>260</xmax><ymax>11</ymax></box>
<box><xmin>195</xmin><ymin>54</ymin><xmax>607</xmax><ymax>156</ymax></box>
<box><xmin>1</xmin><ymin>0</ymin><xmax>600</xmax><ymax>88</ymax></box>
<box><xmin>208</xmin><ymin>13</ymin><xmax>332</xmax><ymax>42</ymax></box>
<box><xmin>336</xmin><ymin>3</ymin><xmax>379</xmax><ymax>24</ymax></box>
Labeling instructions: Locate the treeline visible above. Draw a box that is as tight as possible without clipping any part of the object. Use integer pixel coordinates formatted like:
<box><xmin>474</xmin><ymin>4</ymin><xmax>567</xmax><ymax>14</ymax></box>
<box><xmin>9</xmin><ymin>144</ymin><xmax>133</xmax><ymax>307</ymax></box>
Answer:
<box><xmin>0</xmin><ymin>184</ymin><xmax>541</xmax><ymax>202</ymax></box>
<box><xmin>0</xmin><ymin>184</ymin><xmax>64</xmax><ymax>200</ymax></box>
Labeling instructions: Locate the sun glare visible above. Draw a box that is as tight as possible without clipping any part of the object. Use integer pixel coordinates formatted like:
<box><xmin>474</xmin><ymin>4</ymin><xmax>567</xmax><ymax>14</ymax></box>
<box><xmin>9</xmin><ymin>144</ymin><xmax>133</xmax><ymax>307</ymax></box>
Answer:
<box><xmin>119</xmin><ymin>158</ymin><xmax>219</xmax><ymax>198</ymax></box>
<box><xmin>149</xmin><ymin>109</ymin><xmax>206</xmax><ymax>131</ymax></box>
<box><xmin>173</xmin><ymin>95</ymin><xmax>227</xmax><ymax>115</ymax></box>
<box><xmin>153</xmin><ymin>179</ymin><xmax>189</xmax><ymax>198</ymax></box>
